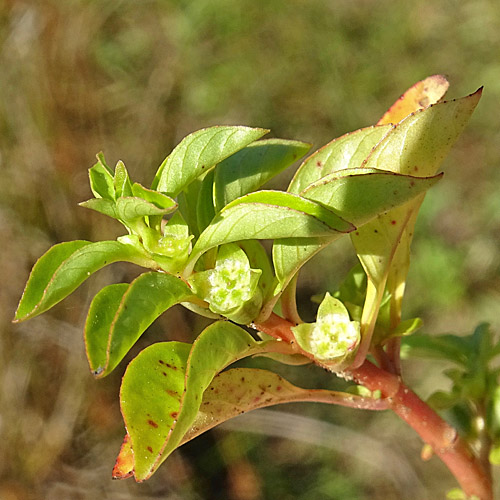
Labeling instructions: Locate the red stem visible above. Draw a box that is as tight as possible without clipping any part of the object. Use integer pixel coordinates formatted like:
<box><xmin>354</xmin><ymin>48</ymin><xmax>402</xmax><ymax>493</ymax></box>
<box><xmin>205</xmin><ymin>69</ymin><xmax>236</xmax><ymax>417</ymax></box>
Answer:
<box><xmin>254</xmin><ymin>314</ymin><xmax>493</xmax><ymax>500</ymax></box>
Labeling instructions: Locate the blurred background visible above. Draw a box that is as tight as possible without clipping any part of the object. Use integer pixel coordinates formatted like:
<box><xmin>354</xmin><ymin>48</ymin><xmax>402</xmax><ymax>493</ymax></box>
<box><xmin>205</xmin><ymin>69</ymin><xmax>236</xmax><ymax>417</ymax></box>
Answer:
<box><xmin>1</xmin><ymin>0</ymin><xmax>500</xmax><ymax>498</ymax></box>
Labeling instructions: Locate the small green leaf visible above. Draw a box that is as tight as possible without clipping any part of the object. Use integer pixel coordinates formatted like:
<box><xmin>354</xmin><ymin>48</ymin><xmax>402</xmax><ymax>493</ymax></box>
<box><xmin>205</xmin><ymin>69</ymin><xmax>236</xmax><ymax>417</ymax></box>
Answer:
<box><xmin>121</xmin><ymin>321</ymin><xmax>292</xmax><ymax>480</ymax></box>
<box><xmin>214</xmin><ymin>139</ymin><xmax>311</xmax><ymax>211</ymax></box>
<box><xmin>114</xmin><ymin>161</ymin><xmax>134</xmax><ymax>198</ymax></box>
<box><xmin>14</xmin><ymin>240</ymin><xmax>157</xmax><ymax>322</ymax></box>
<box><xmin>89</xmin><ymin>153</ymin><xmax>115</xmax><ymax>200</ymax></box>
<box><xmin>238</xmin><ymin>240</ymin><xmax>275</xmax><ymax>302</ymax></box>
<box><xmin>115</xmin><ymin>197</ymin><xmax>177</xmax><ymax>222</ymax></box>
<box><xmin>131</xmin><ymin>183</ymin><xmax>177</xmax><ymax>210</ymax></box>
<box><xmin>353</xmin><ymin>88</ymin><xmax>483</xmax><ymax>297</ymax></box>
<box><xmin>154</xmin><ymin>126</ymin><xmax>269</xmax><ymax>196</ymax></box>
<box><xmin>288</xmin><ymin>125</ymin><xmax>393</xmax><ymax>194</ymax></box>
<box><xmin>401</xmin><ymin>334</ymin><xmax>470</xmax><ymax>366</ymax></box>
<box><xmin>79</xmin><ymin>198</ymin><xmax>118</xmax><ymax>219</ymax></box>
<box><xmin>85</xmin><ymin>272</ymin><xmax>194</xmax><ymax>377</ymax></box>
<box><xmin>186</xmin><ymin>192</ymin><xmax>353</xmax><ymax>272</ymax></box>
<box><xmin>271</xmin><ymin>236</ymin><xmax>333</xmax><ymax>290</ymax></box>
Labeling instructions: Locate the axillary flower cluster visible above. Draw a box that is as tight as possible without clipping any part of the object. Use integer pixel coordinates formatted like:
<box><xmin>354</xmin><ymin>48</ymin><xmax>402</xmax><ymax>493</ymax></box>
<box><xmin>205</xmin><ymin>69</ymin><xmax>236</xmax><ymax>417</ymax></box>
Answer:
<box><xmin>292</xmin><ymin>293</ymin><xmax>360</xmax><ymax>365</ymax></box>
<box><xmin>188</xmin><ymin>243</ymin><xmax>263</xmax><ymax>323</ymax></box>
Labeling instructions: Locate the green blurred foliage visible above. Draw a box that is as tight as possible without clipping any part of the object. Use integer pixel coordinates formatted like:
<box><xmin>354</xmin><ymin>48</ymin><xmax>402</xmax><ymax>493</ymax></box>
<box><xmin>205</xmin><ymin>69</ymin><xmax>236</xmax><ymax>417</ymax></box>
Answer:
<box><xmin>2</xmin><ymin>0</ymin><xmax>500</xmax><ymax>498</ymax></box>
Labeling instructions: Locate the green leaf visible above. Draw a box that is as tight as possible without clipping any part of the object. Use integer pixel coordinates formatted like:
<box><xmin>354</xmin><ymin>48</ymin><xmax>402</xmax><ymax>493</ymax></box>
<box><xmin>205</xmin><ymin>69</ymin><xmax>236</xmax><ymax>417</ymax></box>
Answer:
<box><xmin>115</xmin><ymin>197</ymin><xmax>177</xmax><ymax>222</ymax></box>
<box><xmin>350</xmin><ymin>89</ymin><xmax>482</xmax><ymax>355</ymax></box>
<box><xmin>364</xmin><ymin>89</ymin><xmax>483</xmax><ymax>177</ymax></box>
<box><xmin>154</xmin><ymin>126</ymin><xmax>269</xmax><ymax>196</ymax></box>
<box><xmin>238</xmin><ymin>240</ymin><xmax>275</xmax><ymax>302</ymax></box>
<box><xmin>121</xmin><ymin>321</ymin><xmax>293</xmax><ymax>480</ymax></box>
<box><xmin>14</xmin><ymin>240</ymin><xmax>156</xmax><ymax>322</ymax></box>
<box><xmin>353</xmin><ymin>89</ymin><xmax>482</xmax><ymax>289</ymax></box>
<box><xmin>114</xmin><ymin>161</ymin><xmax>134</xmax><ymax>198</ymax></box>
<box><xmin>302</xmin><ymin>168</ymin><xmax>443</xmax><ymax>226</ymax></box>
<box><xmin>85</xmin><ymin>272</ymin><xmax>194</xmax><ymax>378</ymax></box>
<box><xmin>196</xmin><ymin>170</ymin><xmax>216</xmax><ymax>233</ymax></box>
<box><xmin>177</xmin><ymin>180</ymin><xmax>203</xmax><ymax>238</ymax></box>
<box><xmin>401</xmin><ymin>334</ymin><xmax>470</xmax><ymax>366</ymax></box>
<box><xmin>271</xmin><ymin>235</ymin><xmax>333</xmax><ymax>290</ymax></box>
<box><xmin>214</xmin><ymin>139</ymin><xmax>311</xmax><ymax>211</ymax></box>
<box><xmin>89</xmin><ymin>153</ymin><xmax>115</xmax><ymax>200</ymax></box>
<box><xmin>131</xmin><ymin>183</ymin><xmax>177</xmax><ymax>210</ymax></box>
<box><xmin>288</xmin><ymin>125</ymin><xmax>393</xmax><ymax>194</ymax></box>
<box><xmin>186</xmin><ymin>191</ymin><xmax>353</xmax><ymax>273</ymax></box>
<box><xmin>270</xmin><ymin>171</ymin><xmax>441</xmax><ymax>302</ymax></box>
<box><xmin>79</xmin><ymin>198</ymin><xmax>118</xmax><ymax>219</ymax></box>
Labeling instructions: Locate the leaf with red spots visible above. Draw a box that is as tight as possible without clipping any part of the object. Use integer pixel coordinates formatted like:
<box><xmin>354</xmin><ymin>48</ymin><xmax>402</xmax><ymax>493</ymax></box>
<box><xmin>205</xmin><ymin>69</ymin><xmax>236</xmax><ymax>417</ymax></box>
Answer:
<box><xmin>288</xmin><ymin>125</ymin><xmax>393</xmax><ymax>195</ymax></box>
<box><xmin>119</xmin><ymin>321</ymin><xmax>295</xmax><ymax>481</ymax></box>
<box><xmin>85</xmin><ymin>271</ymin><xmax>194</xmax><ymax>378</ymax></box>
<box><xmin>351</xmin><ymin>87</ymin><xmax>482</xmax><ymax>359</ymax></box>
<box><xmin>180</xmin><ymin>368</ymin><xmax>388</xmax><ymax>445</ymax></box>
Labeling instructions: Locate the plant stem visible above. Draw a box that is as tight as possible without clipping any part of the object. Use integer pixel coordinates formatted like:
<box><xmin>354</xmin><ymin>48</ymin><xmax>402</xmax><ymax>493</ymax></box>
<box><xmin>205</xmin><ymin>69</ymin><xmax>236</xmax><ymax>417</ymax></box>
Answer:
<box><xmin>254</xmin><ymin>314</ymin><xmax>494</xmax><ymax>500</ymax></box>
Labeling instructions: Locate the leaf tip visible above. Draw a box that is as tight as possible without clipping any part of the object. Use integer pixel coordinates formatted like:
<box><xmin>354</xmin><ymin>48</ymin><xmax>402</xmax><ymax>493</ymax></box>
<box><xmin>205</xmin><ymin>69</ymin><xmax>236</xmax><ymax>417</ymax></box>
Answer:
<box><xmin>91</xmin><ymin>366</ymin><xmax>106</xmax><ymax>378</ymax></box>
<box><xmin>112</xmin><ymin>434</ymin><xmax>135</xmax><ymax>480</ymax></box>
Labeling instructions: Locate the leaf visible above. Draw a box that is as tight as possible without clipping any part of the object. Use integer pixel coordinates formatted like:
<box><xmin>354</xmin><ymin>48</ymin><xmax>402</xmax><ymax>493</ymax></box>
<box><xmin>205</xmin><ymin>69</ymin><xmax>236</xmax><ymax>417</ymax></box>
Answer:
<box><xmin>186</xmin><ymin>191</ymin><xmax>354</xmax><ymax>273</ymax></box>
<box><xmin>120</xmin><ymin>321</ymin><xmax>293</xmax><ymax>480</ymax></box>
<box><xmin>79</xmin><ymin>198</ymin><xmax>118</xmax><ymax>219</ymax></box>
<box><xmin>85</xmin><ymin>272</ymin><xmax>194</xmax><ymax>378</ymax></box>
<box><xmin>179</xmin><ymin>367</ymin><xmax>385</xmax><ymax>445</ymax></box>
<box><xmin>196</xmin><ymin>170</ymin><xmax>216</xmax><ymax>233</ymax></box>
<box><xmin>377</xmin><ymin>74</ymin><xmax>449</xmax><ymax>125</ymax></box>
<box><xmin>363</xmin><ymin>88</ymin><xmax>482</xmax><ymax>177</ymax></box>
<box><xmin>112</xmin><ymin>434</ymin><xmax>134</xmax><ymax>479</ymax></box>
<box><xmin>401</xmin><ymin>334</ymin><xmax>470</xmax><ymax>366</ymax></box>
<box><xmin>270</xmin><ymin>171</ymin><xmax>441</xmax><ymax>300</ymax></box>
<box><xmin>14</xmin><ymin>240</ymin><xmax>156</xmax><ymax>322</ymax></box>
<box><xmin>119</xmin><ymin>341</ymin><xmax>191</xmax><ymax>481</ymax></box>
<box><xmin>89</xmin><ymin>153</ymin><xmax>115</xmax><ymax>200</ymax></box>
<box><xmin>214</xmin><ymin>139</ymin><xmax>311</xmax><ymax>211</ymax></box>
<box><xmin>115</xmin><ymin>197</ymin><xmax>177</xmax><ymax>222</ymax></box>
<box><xmin>302</xmin><ymin>168</ymin><xmax>443</xmax><ymax>226</ymax></box>
<box><xmin>131</xmin><ymin>183</ymin><xmax>178</xmax><ymax>210</ymax></box>
<box><xmin>271</xmin><ymin>235</ymin><xmax>333</xmax><ymax>291</ymax></box>
<box><xmin>288</xmin><ymin>125</ymin><xmax>393</xmax><ymax>195</ymax></box>
<box><xmin>114</xmin><ymin>161</ymin><xmax>134</xmax><ymax>198</ymax></box>
<box><xmin>352</xmin><ymin>89</ymin><xmax>481</xmax><ymax>352</ymax></box>
<box><xmin>238</xmin><ymin>240</ymin><xmax>275</xmax><ymax>302</ymax></box>
<box><xmin>154</xmin><ymin>126</ymin><xmax>269</xmax><ymax>196</ymax></box>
